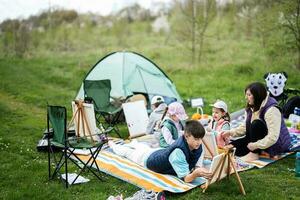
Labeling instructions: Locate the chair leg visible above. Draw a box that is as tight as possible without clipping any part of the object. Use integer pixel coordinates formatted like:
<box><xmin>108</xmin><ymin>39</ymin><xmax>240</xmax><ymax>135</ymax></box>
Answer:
<box><xmin>112</xmin><ymin>127</ymin><xmax>122</xmax><ymax>138</ymax></box>
<box><xmin>48</xmin><ymin>142</ymin><xmax>51</xmax><ymax>179</ymax></box>
<box><xmin>97</xmin><ymin>113</ymin><xmax>122</xmax><ymax>138</ymax></box>
<box><xmin>64</xmin><ymin>148</ymin><xmax>68</xmax><ymax>188</ymax></box>
<box><xmin>51</xmin><ymin>151</ymin><xmax>65</xmax><ymax>180</ymax></box>
<box><xmin>68</xmin><ymin>147</ymin><xmax>104</xmax><ymax>184</ymax></box>
<box><xmin>111</xmin><ymin>111</ymin><xmax>122</xmax><ymax>125</ymax></box>
<box><xmin>106</xmin><ymin>113</ymin><xmax>122</xmax><ymax>138</ymax></box>
<box><xmin>88</xmin><ymin>146</ymin><xmax>102</xmax><ymax>173</ymax></box>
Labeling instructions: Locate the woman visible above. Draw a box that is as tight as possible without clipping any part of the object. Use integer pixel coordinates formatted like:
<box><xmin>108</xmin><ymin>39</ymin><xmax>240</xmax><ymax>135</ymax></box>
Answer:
<box><xmin>222</xmin><ymin>82</ymin><xmax>291</xmax><ymax>161</ymax></box>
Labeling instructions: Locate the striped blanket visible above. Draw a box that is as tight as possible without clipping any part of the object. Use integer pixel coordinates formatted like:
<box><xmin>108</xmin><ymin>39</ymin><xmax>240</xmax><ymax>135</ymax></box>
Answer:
<box><xmin>236</xmin><ymin>152</ymin><xmax>293</xmax><ymax>171</ymax></box>
<box><xmin>74</xmin><ymin>131</ymin><xmax>300</xmax><ymax>193</ymax></box>
<box><xmin>236</xmin><ymin>131</ymin><xmax>300</xmax><ymax>170</ymax></box>
<box><xmin>76</xmin><ymin>150</ymin><xmax>206</xmax><ymax>193</ymax></box>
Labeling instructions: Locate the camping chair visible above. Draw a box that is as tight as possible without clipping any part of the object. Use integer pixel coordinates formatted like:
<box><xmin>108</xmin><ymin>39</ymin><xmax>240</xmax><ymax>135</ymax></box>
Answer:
<box><xmin>47</xmin><ymin>105</ymin><xmax>106</xmax><ymax>188</ymax></box>
<box><xmin>83</xmin><ymin>79</ymin><xmax>122</xmax><ymax>138</ymax></box>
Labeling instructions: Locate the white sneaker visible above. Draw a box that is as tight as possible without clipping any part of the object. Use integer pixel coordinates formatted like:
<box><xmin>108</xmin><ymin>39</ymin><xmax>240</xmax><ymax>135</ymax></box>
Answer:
<box><xmin>125</xmin><ymin>189</ymin><xmax>156</xmax><ymax>200</ymax></box>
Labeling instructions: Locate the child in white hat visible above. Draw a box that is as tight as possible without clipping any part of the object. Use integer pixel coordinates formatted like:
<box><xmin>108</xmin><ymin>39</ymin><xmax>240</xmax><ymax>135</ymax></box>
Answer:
<box><xmin>146</xmin><ymin>95</ymin><xmax>167</xmax><ymax>135</ymax></box>
<box><xmin>207</xmin><ymin>100</ymin><xmax>231</xmax><ymax>148</ymax></box>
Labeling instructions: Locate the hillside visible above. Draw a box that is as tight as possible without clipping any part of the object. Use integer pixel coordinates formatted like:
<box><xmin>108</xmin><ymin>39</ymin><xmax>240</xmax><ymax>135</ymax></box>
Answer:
<box><xmin>0</xmin><ymin>1</ymin><xmax>299</xmax><ymax>199</ymax></box>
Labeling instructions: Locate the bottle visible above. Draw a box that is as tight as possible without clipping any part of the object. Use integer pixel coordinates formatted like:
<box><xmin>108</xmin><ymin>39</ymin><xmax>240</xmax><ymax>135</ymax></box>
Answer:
<box><xmin>296</xmin><ymin>152</ymin><xmax>300</xmax><ymax>177</ymax></box>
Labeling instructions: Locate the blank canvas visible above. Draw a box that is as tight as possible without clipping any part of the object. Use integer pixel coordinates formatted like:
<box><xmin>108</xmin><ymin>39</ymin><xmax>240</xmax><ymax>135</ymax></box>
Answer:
<box><xmin>209</xmin><ymin>153</ymin><xmax>228</xmax><ymax>184</ymax></box>
<box><xmin>122</xmin><ymin>100</ymin><xmax>149</xmax><ymax>138</ymax></box>
<box><xmin>202</xmin><ymin>132</ymin><xmax>219</xmax><ymax>159</ymax></box>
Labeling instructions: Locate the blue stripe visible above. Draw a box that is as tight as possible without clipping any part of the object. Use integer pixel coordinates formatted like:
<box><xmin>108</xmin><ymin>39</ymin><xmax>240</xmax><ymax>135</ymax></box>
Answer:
<box><xmin>98</xmin><ymin>154</ymin><xmax>197</xmax><ymax>192</ymax></box>
<box><xmin>99</xmin><ymin>155</ymin><xmax>185</xmax><ymax>192</ymax></box>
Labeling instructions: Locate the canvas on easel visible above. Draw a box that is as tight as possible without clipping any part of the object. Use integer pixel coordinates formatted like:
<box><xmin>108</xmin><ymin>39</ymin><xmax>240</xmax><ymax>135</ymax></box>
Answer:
<box><xmin>202</xmin><ymin>147</ymin><xmax>246</xmax><ymax>195</ymax></box>
<box><xmin>122</xmin><ymin>100</ymin><xmax>149</xmax><ymax>138</ymax></box>
<box><xmin>202</xmin><ymin>132</ymin><xmax>219</xmax><ymax>159</ymax></box>
<box><xmin>71</xmin><ymin>100</ymin><xmax>100</xmax><ymax>141</ymax></box>
<box><xmin>208</xmin><ymin>153</ymin><xmax>229</xmax><ymax>183</ymax></box>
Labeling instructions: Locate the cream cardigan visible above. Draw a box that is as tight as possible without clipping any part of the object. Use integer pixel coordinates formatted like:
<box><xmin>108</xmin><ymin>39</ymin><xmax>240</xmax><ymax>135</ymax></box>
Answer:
<box><xmin>229</xmin><ymin>94</ymin><xmax>281</xmax><ymax>149</ymax></box>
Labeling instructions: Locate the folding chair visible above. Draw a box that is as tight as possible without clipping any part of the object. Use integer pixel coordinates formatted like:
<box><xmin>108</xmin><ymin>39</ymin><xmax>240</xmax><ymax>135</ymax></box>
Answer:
<box><xmin>83</xmin><ymin>79</ymin><xmax>122</xmax><ymax>137</ymax></box>
<box><xmin>47</xmin><ymin>105</ymin><xmax>106</xmax><ymax>188</ymax></box>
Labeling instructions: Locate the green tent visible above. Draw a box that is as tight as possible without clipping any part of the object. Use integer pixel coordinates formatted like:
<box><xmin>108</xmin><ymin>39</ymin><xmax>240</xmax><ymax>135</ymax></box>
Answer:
<box><xmin>76</xmin><ymin>51</ymin><xmax>182</xmax><ymax>104</ymax></box>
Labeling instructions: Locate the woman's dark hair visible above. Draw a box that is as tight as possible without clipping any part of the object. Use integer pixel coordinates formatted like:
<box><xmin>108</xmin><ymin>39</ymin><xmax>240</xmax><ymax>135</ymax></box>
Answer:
<box><xmin>185</xmin><ymin>120</ymin><xmax>205</xmax><ymax>139</ymax></box>
<box><xmin>244</xmin><ymin>82</ymin><xmax>267</xmax><ymax>111</ymax></box>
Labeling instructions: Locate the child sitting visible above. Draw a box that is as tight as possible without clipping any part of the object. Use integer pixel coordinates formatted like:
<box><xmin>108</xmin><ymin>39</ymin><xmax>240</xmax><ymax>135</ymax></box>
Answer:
<box><xmin>206</xmin><ymin>100</ymin><xmax>230</xmax><ymax>148</ymax></box>
<box><xmin>109</xmin><ymin>120</ymin><xmax>212</xmax><ymax>182</ymax></box>
<box><xmin>145</xmin><ymin>95</ymin><xmax>168</xmax><ymax>135</ymax></box>
<box><xmin>159</xmin><ymin>102</ymin><xmax>187</xmax><ymax>148</ymax></box>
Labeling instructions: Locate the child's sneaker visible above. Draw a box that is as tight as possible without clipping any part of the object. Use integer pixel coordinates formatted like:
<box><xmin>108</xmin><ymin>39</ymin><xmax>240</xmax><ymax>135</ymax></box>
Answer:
<box><xmin>155</xmin><ymin>191</ymin><xmax>166</xmax><ymax>200</ymax></box>
<box><xmin>125</xmin><ymin>189</ymin><xmax>160</xmax><ymax>200</ymax></box>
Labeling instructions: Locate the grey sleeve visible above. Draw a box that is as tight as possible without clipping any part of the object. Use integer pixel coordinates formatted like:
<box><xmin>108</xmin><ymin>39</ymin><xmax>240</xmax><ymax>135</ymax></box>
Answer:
<box><xmin>146</xmin><ymin>114</ymin><xmax>155</xmax><ymax>134</ymax></box>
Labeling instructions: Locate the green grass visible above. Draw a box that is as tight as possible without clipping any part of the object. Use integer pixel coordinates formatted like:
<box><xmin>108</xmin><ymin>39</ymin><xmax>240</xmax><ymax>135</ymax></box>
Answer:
<box><xmin>1</xmin><ymin>17</ymin><xmax>300</xmax><ymax>199</ymax></box>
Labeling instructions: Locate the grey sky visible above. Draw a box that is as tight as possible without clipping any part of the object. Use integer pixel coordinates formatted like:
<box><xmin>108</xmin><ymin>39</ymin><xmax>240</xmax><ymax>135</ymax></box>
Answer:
<box><xmin>0</xmin><ymin>0</ymin><xmax>171</xmax><ymax>23</ymax></box>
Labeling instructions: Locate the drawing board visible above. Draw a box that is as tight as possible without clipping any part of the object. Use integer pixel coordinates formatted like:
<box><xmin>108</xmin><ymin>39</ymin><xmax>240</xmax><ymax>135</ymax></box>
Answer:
<box><xmin>209</xmin><ymin>153</ymin><xmax>227</xmax><ymax>184</ymax></box>
<box><xmin>122</xmin><ymin>100</ymin><xmax>149</xmax><ymax>138</ymax></box>
<box><xmin>208</xmin><ymin>148</ymin><xmax>236</xmax><ymax>184</ymax></box>
<box><xmin>202</xmin><ymin>132</ymin><xmax>219</xmax><ymax>159</ymax></box>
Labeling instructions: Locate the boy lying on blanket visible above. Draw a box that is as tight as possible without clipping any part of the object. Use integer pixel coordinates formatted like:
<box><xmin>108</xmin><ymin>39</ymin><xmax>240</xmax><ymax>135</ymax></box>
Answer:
<box><xmin>109</xmin><ymin>120</ymin><xmax>212</xmax><ymax>183</ymax></box>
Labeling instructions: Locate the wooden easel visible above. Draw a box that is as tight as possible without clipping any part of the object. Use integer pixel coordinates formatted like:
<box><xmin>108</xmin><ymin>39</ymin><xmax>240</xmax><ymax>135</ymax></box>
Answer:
<box><xmin>68</xmin><ymin>100</ymin><xmax>95</xmax><ymax>143</ymax></box>
<box><xmin>201</xmin><ymin>144</ymin><xmax>246</xmax><ymax>195</ymax></box>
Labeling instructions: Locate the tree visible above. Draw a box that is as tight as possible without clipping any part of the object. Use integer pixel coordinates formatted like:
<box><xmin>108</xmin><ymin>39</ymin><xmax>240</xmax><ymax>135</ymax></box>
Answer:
<box><xmin>15</xmin><ymin>23</ymin><xmax>31</xmax><ymax>57</ymax></box>
<box><xmin>280</xmin><ymin>0</ymin><xmax>300</xmax><ymax>69</ymax></box>
<box><xmin>0</xmin><ymin>19</ymin><xmax>31</xmax><ymax>57</ymax></box>
<box><xmin>172</xmin><ymin>0</ymin><xmax>216</xmax><ymax>64</ymax></box>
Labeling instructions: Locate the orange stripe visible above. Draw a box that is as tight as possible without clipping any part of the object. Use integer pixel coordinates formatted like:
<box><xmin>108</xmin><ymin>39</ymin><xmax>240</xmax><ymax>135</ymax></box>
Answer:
<box><xmin>77</xmin><ymin>155</ymin><xmax>164</xmax><ymax>192</ymax></box>
<box><xmin>101</xmin><ymin>151</ymin><xmax>192</xmax><ymax>190</ymax></box>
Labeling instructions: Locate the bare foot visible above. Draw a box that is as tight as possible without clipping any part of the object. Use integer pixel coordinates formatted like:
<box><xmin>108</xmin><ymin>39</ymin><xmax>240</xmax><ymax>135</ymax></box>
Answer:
<box><xmin>240</xmin><ymin>152</ymin><xmax>259</xmax><ymax>162</ymax></box>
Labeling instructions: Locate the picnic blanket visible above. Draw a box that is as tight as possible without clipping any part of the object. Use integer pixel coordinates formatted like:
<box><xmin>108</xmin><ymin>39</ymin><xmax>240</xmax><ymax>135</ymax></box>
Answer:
<box><xmin>74</xmin><ymin>132</ymin><xmax>299</xmax><ymax>193</ymax></box>
<box><xmin>73</xmin><ymin>130</ymin><xmax>300</xmax><ymax>193</ymax></box>
<box><xmin>76</xmin><ymin>150</ymin><xmax>206</xmax><ymax>193</ymax></box>
<box><xmin>237</xmin><ymin>131</ymin><xmax>300</xmax><ymax>170</ymax></box>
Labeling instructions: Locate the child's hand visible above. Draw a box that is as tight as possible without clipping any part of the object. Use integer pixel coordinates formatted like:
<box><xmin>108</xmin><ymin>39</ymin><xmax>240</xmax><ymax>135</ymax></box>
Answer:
<box><xmin>224</xmin><ymin>136</ymin><xmax>231</xmax><ymax>145</ymax></box>
<box><xmin>205</xmin><ymin>127</ymin><xmax>212</xmax><ymax>132</ymax></box>
<box><xmin>221</xmin><ymin>130</ymin><xmax>231</xmax><ymax>138</ymax></box>
<box><xmin>223</xmin><ymin>144</ymin><xmax>234</xmax><ymax>150</ymax></box>
<box><xmin>193</xmin><ymin>167</ymin><xmax>212</xmax><ymax>179</ymax></box>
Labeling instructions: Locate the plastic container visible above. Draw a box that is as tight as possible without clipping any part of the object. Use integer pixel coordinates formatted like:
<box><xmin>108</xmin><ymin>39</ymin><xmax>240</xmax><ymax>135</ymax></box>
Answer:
<box><xmin>296</xmin><ymin>152</ymin><xmax>300</xmax><ymax>177</ymax></box>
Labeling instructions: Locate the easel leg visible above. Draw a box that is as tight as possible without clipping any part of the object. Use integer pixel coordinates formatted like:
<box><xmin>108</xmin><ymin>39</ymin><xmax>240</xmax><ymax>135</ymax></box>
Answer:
<box><xmin>227</xmin><ymin>153</ymin><xmax>231</xmax><ymax>179</ymax></box>
<box><xmin>217</xmin><ymin>155</ymin><xmax>226</xmax><ymax>181</ymax></box>
<box><xmin>202</xmin><ymin>154</ymin><xmax>225</xmax><ymax>193</ymax></box>
<box><xmin>202</xmin><ymin>150</ymin><xmax>246</xmax><ymax>196</ymax></box>
<box><xmin>229</xmin><ymin>155</ymin><xmax>246</xmax><ymax>195</ymax></box>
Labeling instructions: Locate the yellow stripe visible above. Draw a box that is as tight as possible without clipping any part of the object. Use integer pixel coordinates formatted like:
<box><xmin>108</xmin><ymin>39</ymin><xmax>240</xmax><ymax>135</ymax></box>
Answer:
<box><xmin>77</xmin><ymin>154</ymin><xmax>164</xmax><ymax>192</ymax></box>
<box><xmin>76</xmin><ymin>151</ymin><xmax>193</xmax><ymax>191</ymax></box>
<box><xmin>101</xmin><ymin>151</ymin><xmax>192</xmax><ymax>190</ymax></box>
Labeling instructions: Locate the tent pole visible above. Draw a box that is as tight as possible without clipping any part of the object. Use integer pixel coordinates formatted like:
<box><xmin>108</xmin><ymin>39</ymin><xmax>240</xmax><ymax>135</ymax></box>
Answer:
<box><xmin>137</xmin><ymin>66</ymin><xmax>149</xmax><ymax>95</ymax></box>
<box><xmin>122</xmin><ymin>51</ymin><xmax>126</xmax><ymax>96</ymax></box>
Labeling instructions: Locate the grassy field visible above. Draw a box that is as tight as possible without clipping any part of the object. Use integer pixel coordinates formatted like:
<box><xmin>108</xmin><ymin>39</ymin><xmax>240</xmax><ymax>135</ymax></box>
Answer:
<box><xmin>1</xmin><ymin>12</ymin><xmax>300</xmax><ymax>200</ymax></box>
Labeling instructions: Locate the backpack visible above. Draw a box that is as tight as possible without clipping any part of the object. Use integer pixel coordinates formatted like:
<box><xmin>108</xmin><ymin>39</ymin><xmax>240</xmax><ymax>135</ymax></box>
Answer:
<box><xmin>282</xmin><ymin>96</ymin><xmax>300</xmax><ymax>118</ymax></box>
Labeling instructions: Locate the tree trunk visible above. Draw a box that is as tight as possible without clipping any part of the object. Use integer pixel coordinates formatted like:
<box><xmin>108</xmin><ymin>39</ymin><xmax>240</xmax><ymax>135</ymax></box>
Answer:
<box><xmin>191</xmin><ymin>0</ymin><xmax>196</xmax><ymax>64</ymax></box>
